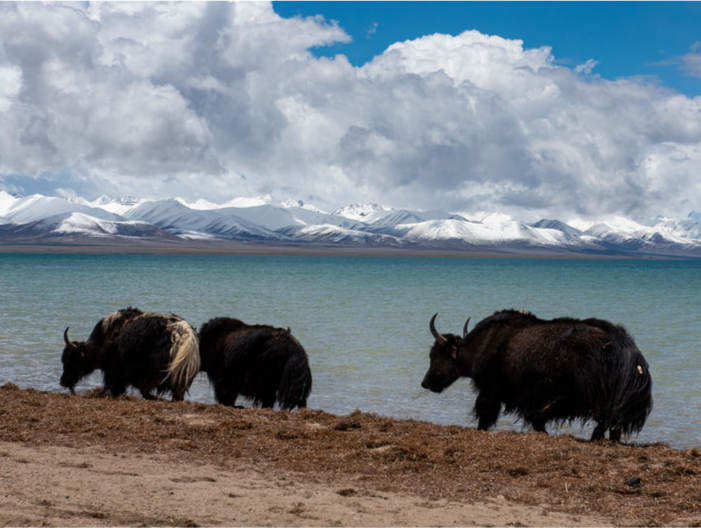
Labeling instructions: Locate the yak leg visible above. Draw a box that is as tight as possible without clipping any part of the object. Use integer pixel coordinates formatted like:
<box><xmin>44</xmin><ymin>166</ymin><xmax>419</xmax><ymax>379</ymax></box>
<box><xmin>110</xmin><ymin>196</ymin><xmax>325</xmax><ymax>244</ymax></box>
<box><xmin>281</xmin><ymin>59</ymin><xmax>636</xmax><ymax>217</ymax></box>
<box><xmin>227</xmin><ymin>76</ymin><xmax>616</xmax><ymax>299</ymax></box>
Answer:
<box><xmin>531</xmin><ymin>417</ymin><xmax>548</xmax><ymax>434</ymax></box>
<box><xmin>139</xmin><ymin>388</ymin><xmax>156</xmax><ymax>400</ymax></box>
<box><xmin>103</xmin><ymin>372</ymin><xmax>126</xmax><ymax>398</ymax></box>
<box><xmin>529</xmin><ymin>402</ymin><xmax>550</xmax><ymax>434</ymax></box>
<box><xmin>260</xmin><ymin>394</ymin><xmax>277</xmax><ymax>409</ymax></box>
<box><xmin>609</xmin><ymin>427</ymin><xmax>622</xmax><ymax>443</ymax></box>
<box><xmin>216</xmin><ymin>391</ymin><xmax>238</xmax><ymax>407</ymax></box>
<box><xmin>474</xmin><ymin>389</ymin><xmax>501</xmax><ymax>431</ymax></box>
<box><xmin>590</xmin><ymin>422</ymin><xmax>607</xmax><ymax>441</ymax></box>
<box><xmin>591</xmin><ymin>423</ymin><xmax>621</xmax><ymax>442</ymax></box>
<box><xmin>214</xmin><ymin>384</ymin><xmax>239</xmax><ymax>407</ymax></box>
<box><xmin>107</xmin><ymin>384</ymin><xmax>126</xmax><ymax>397</ymax></box>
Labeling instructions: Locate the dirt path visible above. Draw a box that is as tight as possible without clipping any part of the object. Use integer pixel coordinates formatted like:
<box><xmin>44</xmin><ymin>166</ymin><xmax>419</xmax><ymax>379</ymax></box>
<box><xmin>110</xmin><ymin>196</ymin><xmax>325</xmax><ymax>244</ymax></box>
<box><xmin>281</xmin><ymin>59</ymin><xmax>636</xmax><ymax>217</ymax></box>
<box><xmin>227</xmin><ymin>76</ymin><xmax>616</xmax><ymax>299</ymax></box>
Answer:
<box><xmin>0</xmin><ymin>442</ymin><xmax>605</xmax><ymax>527</ymax></box>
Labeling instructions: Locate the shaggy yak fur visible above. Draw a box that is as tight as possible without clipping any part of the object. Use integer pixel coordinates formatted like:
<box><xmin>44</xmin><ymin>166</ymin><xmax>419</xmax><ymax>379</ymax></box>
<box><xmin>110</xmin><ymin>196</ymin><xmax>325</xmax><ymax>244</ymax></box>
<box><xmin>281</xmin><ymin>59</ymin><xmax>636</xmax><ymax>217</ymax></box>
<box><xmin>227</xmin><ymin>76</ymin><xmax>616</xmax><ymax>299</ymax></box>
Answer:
<box><xmin>198</xmin><ymin>317</ymin><xmax>312</xmax><ymax>410</ymax></box>
<box><xmin>422</xmin><ymin>309</ymin><xmax>653</xmax><ymax>441</ymax></box>
<box><xmin>61</xmin><ymin>307</ymin><xmax>200</xmax><ymax>401</ymax></box>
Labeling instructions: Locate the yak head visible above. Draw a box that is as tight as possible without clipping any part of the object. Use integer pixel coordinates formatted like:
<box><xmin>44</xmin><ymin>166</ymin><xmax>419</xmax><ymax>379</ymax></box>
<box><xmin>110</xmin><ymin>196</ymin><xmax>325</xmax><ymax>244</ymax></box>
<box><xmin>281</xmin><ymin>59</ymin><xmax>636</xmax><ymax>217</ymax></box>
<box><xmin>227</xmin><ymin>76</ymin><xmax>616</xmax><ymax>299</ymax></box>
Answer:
<box><xmin>421</xmin><ymin>314</ymin><xmax>470</xmax><ymax>393</ymax></box>
<box><xmin>60</xmin><ymin>327</ymin><xmax>95</xmax><ymax>394</ymax></box>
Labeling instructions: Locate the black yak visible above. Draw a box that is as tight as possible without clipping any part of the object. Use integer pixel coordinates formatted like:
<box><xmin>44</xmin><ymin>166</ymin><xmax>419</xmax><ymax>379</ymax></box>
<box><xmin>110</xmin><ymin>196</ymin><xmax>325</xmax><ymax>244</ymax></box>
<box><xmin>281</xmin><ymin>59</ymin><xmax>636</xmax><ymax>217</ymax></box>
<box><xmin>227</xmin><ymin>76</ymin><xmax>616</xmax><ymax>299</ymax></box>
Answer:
<box><xmin>422</xmin><ymin>310</ymin><xmax>653</xmax><ymax>441</ymax></box>
<box><xmin>198</xmin><ymin>317</ymin><xmax>312</xmax><ymax>410</ymax></box>
<box><xmin>61</xmin><ymin>307</ymin><xmax>200</xmax><ymax>401</ymax></box>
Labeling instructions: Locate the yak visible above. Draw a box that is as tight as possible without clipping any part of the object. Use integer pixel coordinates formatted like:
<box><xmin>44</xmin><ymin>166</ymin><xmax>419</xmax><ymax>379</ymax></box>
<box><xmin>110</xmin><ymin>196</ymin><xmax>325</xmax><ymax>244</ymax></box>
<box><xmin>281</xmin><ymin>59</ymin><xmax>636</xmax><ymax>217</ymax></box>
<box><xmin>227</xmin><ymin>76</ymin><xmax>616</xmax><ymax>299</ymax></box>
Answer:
<box><xmin>422</xmin><ymin>310</ymin><xmax>653</xmax><ymax>441</ymax></box>
<box><xmin>61</xmin><ymin>307</ymin><xmax>200</xmax><ymax>401</ymax></box>
<box><xmin>198</xmin><ymin>317</ymin><xmax>312</xmax><ymax>410</ymax></box>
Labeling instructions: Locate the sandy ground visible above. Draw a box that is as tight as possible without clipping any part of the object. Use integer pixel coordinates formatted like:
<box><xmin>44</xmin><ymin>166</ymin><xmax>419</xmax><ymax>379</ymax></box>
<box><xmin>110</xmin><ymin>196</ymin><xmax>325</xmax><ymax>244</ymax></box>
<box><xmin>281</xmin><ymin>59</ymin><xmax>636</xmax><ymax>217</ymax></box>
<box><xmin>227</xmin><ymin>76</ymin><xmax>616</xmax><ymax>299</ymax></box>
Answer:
<box><xmin>0</xmin><ymin>442</ymin><xmax>603</xmax><ymax>527</ymax></box>
<box><xmin>1</xmin><ymin>384</ymin><xmax>700</xmax><ymax>527</ymax></box>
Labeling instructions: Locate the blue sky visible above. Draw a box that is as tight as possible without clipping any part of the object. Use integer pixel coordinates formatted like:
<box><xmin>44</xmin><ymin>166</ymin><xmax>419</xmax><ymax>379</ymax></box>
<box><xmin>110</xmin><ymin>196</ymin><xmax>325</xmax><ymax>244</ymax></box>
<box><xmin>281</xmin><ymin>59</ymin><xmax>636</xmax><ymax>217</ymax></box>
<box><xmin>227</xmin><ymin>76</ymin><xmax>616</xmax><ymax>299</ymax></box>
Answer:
<box><xmin>275</xmin><ymin>1</ymin><xmax>701</xmax><ymax>97</ymax></box>
<box><xmin>1</xmin><ymin>2</ymin><xmax>701</xmax><ymax>222</ymax></box>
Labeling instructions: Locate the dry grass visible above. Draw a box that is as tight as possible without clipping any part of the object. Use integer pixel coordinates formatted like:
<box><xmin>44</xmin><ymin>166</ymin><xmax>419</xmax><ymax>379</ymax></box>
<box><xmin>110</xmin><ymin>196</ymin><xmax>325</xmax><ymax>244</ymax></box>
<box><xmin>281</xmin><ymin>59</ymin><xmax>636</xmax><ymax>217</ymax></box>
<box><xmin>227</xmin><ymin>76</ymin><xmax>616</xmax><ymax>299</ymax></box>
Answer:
<box><xmin>2</xmin><ymin>383</ymin><xmax>700</xmax><ymax>527</ymax></box>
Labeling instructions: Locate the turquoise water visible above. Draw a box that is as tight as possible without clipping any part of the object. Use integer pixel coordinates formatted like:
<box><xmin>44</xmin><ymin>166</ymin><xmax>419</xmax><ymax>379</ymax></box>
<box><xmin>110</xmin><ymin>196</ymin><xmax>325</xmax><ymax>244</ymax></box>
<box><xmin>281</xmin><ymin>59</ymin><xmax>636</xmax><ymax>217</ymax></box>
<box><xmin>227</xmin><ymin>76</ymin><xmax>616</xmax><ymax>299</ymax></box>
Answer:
<box><xmin>1</xmin><ymin>254</ymin><xmax>699</xmax><ymax>449</ymax></box>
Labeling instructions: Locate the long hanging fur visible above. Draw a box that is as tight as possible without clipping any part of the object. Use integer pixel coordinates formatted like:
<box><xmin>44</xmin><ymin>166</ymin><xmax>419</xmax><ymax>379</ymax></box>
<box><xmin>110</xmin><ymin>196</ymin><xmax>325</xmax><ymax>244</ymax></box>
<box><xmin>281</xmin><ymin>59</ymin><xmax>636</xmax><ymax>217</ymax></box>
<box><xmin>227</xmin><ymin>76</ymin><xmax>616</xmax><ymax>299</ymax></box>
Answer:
<box><xmin>163</xmin><ymin>320</ymin><xmax>201</xmax><ymax>394</ymax></box>
<box><xmin>277</xmin><ymin>334</ymin><xmax>313</xmax><ymax>409</ymax></box>
<box><xmin>594</xmin><ymin>321</ymin><xmax>653</xmax><ymax>436</ymax></box>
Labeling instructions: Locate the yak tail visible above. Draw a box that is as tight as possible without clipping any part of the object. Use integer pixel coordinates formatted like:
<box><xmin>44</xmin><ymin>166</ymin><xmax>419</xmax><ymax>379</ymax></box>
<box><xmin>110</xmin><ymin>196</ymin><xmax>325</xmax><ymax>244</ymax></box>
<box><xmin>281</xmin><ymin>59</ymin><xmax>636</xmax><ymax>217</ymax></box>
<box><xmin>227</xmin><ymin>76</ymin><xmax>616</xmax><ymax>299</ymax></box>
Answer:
<box><xmin>277</xmin><ymin>336</ymin><xmax>313</xmax><ymax>410</ymax></box>
<box><xmin>164</xmin><ymin>321</ymin><xmax>201</xmax><ymax>394</ymax></box>
<box><xmin>605</xmin><ymin>333</ymin><xmax>653</xmax><ymax>437</ymax></box>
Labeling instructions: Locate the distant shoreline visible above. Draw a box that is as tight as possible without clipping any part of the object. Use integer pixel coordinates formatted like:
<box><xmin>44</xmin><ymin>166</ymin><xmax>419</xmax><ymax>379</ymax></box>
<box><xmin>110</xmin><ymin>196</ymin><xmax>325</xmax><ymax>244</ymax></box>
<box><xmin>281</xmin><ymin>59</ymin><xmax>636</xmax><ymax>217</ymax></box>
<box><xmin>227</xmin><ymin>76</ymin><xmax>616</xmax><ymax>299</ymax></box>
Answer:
<box><xmin>0</xmin><ymin>239</ymin><xmax>678</xmax><ymax>260</ymax></box>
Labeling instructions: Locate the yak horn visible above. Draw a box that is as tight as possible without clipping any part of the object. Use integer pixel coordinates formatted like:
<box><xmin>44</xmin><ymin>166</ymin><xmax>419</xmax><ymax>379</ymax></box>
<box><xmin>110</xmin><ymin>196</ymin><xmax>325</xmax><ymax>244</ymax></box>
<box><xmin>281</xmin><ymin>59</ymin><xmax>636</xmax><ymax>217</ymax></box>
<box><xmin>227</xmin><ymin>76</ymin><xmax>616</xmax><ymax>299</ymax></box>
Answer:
<box><xmin>63</xmin><ymin>327</ymin><xmax>77</xmax><ymax>351</ymax></box>
<box><xmin>430</xmin><ymin>313</ymin><xmax>448</xmax><ymax>345</ymax></box>
<box><xmin>463</xmin><ymin>318</ymin><xmax>471</xmax><ymax>338</ymax></box>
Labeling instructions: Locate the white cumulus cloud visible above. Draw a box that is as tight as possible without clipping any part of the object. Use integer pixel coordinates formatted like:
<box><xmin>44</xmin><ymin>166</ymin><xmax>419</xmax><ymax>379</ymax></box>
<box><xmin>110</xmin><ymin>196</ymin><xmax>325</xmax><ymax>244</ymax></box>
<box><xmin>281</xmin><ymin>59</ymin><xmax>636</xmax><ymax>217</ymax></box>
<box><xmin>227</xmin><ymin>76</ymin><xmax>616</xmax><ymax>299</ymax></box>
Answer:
<box><xmin>0</xmin><ymin>1</ymin><xmax>700</xmax><ymax>222</ymax></box>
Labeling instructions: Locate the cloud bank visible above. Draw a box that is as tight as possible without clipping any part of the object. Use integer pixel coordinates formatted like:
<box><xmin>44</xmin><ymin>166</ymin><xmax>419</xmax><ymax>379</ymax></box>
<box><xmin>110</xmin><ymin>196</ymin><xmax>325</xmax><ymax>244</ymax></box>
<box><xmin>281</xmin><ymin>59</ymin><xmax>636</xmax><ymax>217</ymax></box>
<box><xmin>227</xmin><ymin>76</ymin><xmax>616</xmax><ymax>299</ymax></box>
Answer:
<box><xmin>1</xmin><ymin>1</ymin><xmax>700</xmax><ymax>222</ymax></box>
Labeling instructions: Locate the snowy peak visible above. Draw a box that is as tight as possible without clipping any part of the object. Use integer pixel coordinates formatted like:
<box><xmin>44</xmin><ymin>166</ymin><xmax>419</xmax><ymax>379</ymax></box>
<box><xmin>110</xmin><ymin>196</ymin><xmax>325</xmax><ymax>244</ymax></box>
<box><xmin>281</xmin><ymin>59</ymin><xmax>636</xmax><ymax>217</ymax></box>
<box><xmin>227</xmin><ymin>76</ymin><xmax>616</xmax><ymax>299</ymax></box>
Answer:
<box><xmin>279</xmin><ymin>223</ymin><xmax>403</xmax><ymax>247</ymax></box>
<box><xmin>126</xmin><ymin>199</ymin><xmax>286</xmax><ymax>240</ymax></box>
<box><xmin>1</xmin><ymin>194</ymin><xmax>124</xmax><ymax>224</ymax></box>
<box><xmin>64</xmin><ymin>195</ymin><xmax>146</xmax><ymax>216</ymax></box>
<box><xmin>278</xmin><ymin>199</ymin><xmax>327</xmax><ymax>214</ymax></box>
<box><xmin>369</xmin><ymin>210</ymin><xmax>430</xmax><ymax>229</ymax></box>
<box><xmin>333</xmin><ymin>203</ymin><xmax>393</xmax><ymax>223</ymax></box>
<box><xmin>0</xmin><ymin>210</ymin><xmax>174</xmax><ymax>241</ymax></box>
<box><xmin>394</xmin><ymin>216</ymin><xmax>573</xmax><ymax>247</ymax></box>
<box><xmin>0</xmin><ymin>190</ymin><xmax>19</xmax><ymax>215</ymax></box>
<box><xmin>655</xmin><ymin>215</ymin><xmax>701</xmax><ymax>241</ymax></box>
<box><xmin>54</xmin><ymin>213</ymin><xmax>170</xmax><ymax>239</ymax></box>
<box><xmin>532</xmin><ymin>219</ymin><xmax>581</xmax><ymax>234</ymax></box>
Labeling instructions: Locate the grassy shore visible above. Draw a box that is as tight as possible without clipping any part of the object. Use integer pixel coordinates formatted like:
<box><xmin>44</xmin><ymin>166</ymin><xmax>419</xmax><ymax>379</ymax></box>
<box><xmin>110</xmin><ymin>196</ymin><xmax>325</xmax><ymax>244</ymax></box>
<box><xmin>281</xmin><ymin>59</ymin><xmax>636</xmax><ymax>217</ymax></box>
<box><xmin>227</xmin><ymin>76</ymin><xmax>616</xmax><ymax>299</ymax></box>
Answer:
<box><xmin>1</xmin><ymin>383</ymin><xmax>699</xmax><ymax>527</ymax></box>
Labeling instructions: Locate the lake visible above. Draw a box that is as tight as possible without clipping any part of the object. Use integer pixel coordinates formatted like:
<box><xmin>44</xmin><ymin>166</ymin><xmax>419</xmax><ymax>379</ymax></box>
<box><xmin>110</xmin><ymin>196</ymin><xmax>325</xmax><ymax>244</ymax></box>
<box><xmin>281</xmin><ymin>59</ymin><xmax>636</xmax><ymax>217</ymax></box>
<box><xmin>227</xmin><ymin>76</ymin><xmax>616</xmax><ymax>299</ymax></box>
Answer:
<box><xmin>1</xmin><ymin>253</ymin><xmax>699</xmax><ymax>449</ymax></box>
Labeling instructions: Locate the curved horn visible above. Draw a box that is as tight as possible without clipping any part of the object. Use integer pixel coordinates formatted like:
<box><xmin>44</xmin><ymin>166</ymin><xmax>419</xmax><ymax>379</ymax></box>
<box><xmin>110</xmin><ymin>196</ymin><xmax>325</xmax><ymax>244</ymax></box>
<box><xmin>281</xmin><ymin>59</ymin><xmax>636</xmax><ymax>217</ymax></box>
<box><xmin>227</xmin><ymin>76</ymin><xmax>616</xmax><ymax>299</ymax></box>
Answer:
<box><xmin>63</xmin><ymin>327</ymin><xmax>78</xmax><ymax>351</ymax></box>
<box><xmin>462</xmin><ymin>318</ymin><xmax>471</xmax><ymax>339</ymax></box>
<box><xmin>429</xmin><ymin>313</ymin><xmax>448</xmax><ymax>345</ymax></box>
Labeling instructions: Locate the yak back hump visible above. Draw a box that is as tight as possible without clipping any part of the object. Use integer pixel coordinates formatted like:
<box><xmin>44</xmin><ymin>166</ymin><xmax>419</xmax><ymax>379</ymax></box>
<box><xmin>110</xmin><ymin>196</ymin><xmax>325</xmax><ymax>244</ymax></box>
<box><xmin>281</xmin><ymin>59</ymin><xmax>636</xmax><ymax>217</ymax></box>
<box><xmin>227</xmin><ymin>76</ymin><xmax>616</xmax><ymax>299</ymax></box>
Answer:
<box><xmin>223</xmin><ymin>325</ymin><xmax>291</xmax><ymax>366</ymax></box>
<box><xmin>198</xmin><ymin>317</ymin><xmax>248</xmax><ymax>372</ymax></box>
<box><xmin>116</xmin><ymin>314</ymin><xmax>174</xmax><ymax>376</ymax></box>
<box><xmin>467</xmin><ymin>310</ymin><xmax>540</xmax><ymax>372</ymax></box>
<box><xmin>505</xmin><ymin>320</ymin><xmax>609</xmax><ymax>367</ymax></box>
<box><xmin>89</xmin><ymin>307</ymin><xmax>143</xmax><ymax>344</ymax></box>
<box><xmin>199</xmin><ymin>317</ymin><xmax>295</xmax><ymax>371</ymax></box>
<box><xmin>469</xmin><ymin>311</ymin><xmax>617</xmax><ymax>381</ymax></box>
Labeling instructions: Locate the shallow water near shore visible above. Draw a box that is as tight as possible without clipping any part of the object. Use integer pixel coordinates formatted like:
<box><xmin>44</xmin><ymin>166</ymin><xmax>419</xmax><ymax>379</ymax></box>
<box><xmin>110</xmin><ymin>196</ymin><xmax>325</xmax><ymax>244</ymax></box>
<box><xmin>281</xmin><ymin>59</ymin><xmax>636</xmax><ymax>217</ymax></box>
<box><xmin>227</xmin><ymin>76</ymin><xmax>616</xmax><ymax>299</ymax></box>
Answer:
<box><xmin>1</xmin><ymin>253</ymin><xmax>700</xmax><ymax>449</ymax></box>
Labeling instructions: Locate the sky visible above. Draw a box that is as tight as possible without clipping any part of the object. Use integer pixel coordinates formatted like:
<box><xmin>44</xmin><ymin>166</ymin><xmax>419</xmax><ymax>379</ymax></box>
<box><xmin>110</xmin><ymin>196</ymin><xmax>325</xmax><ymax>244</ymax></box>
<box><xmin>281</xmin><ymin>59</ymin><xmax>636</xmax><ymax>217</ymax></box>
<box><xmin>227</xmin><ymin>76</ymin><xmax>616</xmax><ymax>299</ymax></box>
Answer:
<box><xmin>276</xmin><ymin>2</ymin><xmax>701</xmax><ymax>97</ymax></box>
<box><xmin>1</xmin><ymin>1</ymin><xmax>701</xmax><ymax>223</ymax></box>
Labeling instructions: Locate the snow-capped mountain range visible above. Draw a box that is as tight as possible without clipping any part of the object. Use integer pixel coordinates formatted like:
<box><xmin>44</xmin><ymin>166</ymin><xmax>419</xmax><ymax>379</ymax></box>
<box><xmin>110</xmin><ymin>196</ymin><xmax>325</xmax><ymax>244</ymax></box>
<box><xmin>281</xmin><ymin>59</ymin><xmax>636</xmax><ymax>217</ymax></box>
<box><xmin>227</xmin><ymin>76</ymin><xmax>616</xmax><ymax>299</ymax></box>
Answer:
<box><xmin>1</xmin><ymin>190</ymin><xmax>701</xmax><ymax>257</ymax></box>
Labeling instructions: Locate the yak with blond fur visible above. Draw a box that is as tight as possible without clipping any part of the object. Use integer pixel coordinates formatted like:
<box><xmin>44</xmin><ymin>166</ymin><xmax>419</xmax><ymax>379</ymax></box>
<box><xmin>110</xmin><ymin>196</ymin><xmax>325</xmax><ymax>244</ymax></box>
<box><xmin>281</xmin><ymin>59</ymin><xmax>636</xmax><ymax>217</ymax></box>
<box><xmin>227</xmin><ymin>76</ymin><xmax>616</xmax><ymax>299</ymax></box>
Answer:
<box><xmin>61</xmin><ymin>307</ymin><xmax>200</xmax><ymax>401</ymax></box>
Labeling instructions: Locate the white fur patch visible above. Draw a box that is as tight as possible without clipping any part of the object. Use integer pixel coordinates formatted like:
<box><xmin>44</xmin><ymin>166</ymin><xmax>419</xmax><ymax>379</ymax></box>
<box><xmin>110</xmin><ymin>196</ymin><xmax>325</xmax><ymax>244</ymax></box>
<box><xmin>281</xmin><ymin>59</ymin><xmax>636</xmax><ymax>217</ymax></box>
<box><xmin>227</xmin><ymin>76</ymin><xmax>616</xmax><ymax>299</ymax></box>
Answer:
<box><xmin>164</xmin><ymin>320</ymin><xmax>201</xmax><ymax>390</ymax></box>
<box><xmin>100</xmin><ymin>311</ymin><xmax>124</xmax><ymax>333</ymax></box>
